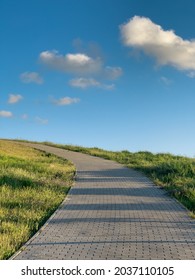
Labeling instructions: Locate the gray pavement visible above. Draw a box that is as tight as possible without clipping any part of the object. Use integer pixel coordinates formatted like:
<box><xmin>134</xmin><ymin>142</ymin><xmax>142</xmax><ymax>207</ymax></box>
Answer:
<box><xmin>12</xmin><ymin>143</ymin><xmax>195</xmax><ymax>259</ymax></box>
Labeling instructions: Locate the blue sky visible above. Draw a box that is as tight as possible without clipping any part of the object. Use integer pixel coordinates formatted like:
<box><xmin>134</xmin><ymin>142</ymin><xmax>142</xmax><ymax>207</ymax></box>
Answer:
<box><xmin>1</xmin><ymin>0</ymin><xmax>195</xmax><ymax>157</ymax></box>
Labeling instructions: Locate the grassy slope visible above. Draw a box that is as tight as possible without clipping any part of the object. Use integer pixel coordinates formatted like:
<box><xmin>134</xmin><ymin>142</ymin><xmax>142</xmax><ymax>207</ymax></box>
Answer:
<box><xmin>1</xmin><ymin>139</ymin><xmax>194</xmax><ymax>257</ymax></box>
<box><xmin>0</xmin><ymin>140</ymin><xmax>75</xmax><ymax>259</ymax></box>
<box><xmin>41</xmin><ymin>141</ymin><xmax>195</xmax><ymax>215</ymax></box>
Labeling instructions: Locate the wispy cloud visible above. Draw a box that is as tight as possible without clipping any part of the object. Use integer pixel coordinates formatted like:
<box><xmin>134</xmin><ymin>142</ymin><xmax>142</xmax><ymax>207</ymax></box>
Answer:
<box><xmin>187</xmin><ymin>71</ymin><xmax>195</xmax><ymax>78</ymax></box>
<box><xmin>104</xmin><ymin>66</ymin><xmax>123</xmax><ymax>80</ymax></box>
<box><xmin>120</xmin><ymin>16</ymin><xmax>195</xmax><ymax>74</ymax></box>
<box><xmin>0</xmin><ymin>110</ymin><xmax>13</xmax><ymax>118</ymax></box>
<box><xmin>160</xmin><ymin>76</ymin><xmax>172</xmax><ymax>85</ymax></box>
<box><xmin>40</xmin><ymin>51</ymin><xmax>102</xmax><ymax>75</ymax></box>
<box><xmin>8</xmin><ymin>94</ymin><xmax>23</xmax><ymax>104</ymax></box>
<box><xmin>35</xmin><ymin>117</ymin><xmax>48</xmax><ymax>125</ymax></box>
<box><xmin>20</xmin><ymin>72</ymin><xmax>44</xmax><ymax>84</ymax></box>
<box><xmin>21</xmin><ymin>114</ymin><xmax>28</xmax><ymax>119</ymax></box>
<box><xmin>39</xmin><ymin>49</ymin><xmax>123</xmax><ymax>88</ymax></box>
<box><xmin>53</xmin><ymin>97</ymin><xmax>80</xmax><ymax>106</ymax></box>
<box><xmin>102</xmin><ymin>84</ymin><xmax>115</xmax><ymax>90</ymax></box>
<box><xmin>69</xmin><ymin>78</ymin><xmax>115</xmax><ymax>90</ymax></box>
<box><xmin>69</xmin><ymin>77</ymin><xmax>100</xmax><ymax>89</ymax></box>
<box><xmin>72</xmin><ymin>39</ymin><xmax>104</xmax><ymax>59</ymax></box>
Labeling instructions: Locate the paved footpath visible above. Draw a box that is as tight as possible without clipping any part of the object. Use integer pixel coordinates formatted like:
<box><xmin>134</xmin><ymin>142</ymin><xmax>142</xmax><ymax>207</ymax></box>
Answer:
<box><xmin>12</xmin><ymin>143</ymin><xmax>195</xmax><ymax>260</ymax></box>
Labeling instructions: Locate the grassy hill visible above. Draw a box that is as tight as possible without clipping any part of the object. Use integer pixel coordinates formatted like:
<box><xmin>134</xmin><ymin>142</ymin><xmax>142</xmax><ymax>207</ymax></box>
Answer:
<box><xmin>0</xmin><ymin>139</ymin><xmax>195</xmax><ymax>259</ymax></box>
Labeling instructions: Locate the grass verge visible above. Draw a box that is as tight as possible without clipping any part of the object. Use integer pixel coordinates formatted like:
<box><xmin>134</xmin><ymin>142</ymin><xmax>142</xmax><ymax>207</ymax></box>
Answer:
<box><xmin>0</xmin><ymin>140</ymin><xmax>75</xmax><ymax>260</ymax></box>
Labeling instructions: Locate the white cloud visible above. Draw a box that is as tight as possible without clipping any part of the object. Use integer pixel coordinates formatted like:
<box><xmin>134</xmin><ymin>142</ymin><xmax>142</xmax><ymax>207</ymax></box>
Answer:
<box><xmin>69</xmin><ymin>77</ymin><xmax>115</xmax><ymax>90</ymax></box>
<box><xmin>8</xmin><ymin>94</ymin><xmax>23</xmax><ymax>104</ymax></box>
<box><xmin>69</xmin><ymin>78</ymin><xmax>100</xmax><ymax>89</ymax></box>
<box><xmin>40</xmin><ymin>51</ymin><xmax>102</xmax><ymax>75</ymax></box>
<box><xmin>120</xmin><ymin>16</ymin><xmax>195</xmax><ymax>73</ymax></box>
<box><xmin>39</xmin><ymin>50</ymin><xmax>123</xmax><ymax>83</ymax></box>
<box><xmin>20</xmin><ymin>72</ymin><xmax>44</xmax><ymax>84</ymax></box>
<box><xmin>0</xmin><ymin>110</ymin><xmax>13</xmax><ymax>118</ymax></box>
<box><xmin>104</xmin><ymin>66</ymin><xmax>123</xmax><ymax>79</ymax></box>
<box><xmin>35</xmin><ymin>117</ymin><xmax>48</xmax><ymax>125</ymax></box>
<box><xmin>53</xmin><ymin>97</ymin><xmax>80</xmax><ymax>106</ymax></box>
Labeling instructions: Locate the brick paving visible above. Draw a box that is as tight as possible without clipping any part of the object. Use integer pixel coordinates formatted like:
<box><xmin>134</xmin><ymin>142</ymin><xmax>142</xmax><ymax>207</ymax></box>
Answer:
<box><xmin>12</xmin><ymin>143</ymin><xmax>195</xmax><ymax>259</ymax></box>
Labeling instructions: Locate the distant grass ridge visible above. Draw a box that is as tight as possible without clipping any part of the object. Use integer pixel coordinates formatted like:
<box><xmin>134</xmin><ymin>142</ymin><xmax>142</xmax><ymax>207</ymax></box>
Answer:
<box><xmin>41</xmin><ymin>141</ymin><xmax>195</xmax><ymax>215</ymax></box>
<box><xmin>0</xmin><ymin>140</ymin><xmax>75</xmax><ymax>259</ymax></box>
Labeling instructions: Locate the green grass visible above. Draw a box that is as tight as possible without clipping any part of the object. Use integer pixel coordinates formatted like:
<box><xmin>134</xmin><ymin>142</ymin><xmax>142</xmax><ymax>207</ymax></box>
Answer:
<box><xmin>41</xmin><ymin>141</ymin><xmax>195</xmax><ymax>215</ymax></box>
<box><xmin>1</xmin><ymin>139</ymin><xmax>195</xmax><ymax>258</ymax></box>
<box><xmin>0</xmin><ymin>140</ymin><xmax>75</xmax><ymax>259</ymax></box>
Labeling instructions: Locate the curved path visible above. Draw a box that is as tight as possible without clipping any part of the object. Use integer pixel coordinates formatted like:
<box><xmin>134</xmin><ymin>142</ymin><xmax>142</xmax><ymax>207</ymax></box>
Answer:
<box><xmin>12</xmin><ymin>143</ymin><xmax>195</xmax><ymax>260</ymax></box>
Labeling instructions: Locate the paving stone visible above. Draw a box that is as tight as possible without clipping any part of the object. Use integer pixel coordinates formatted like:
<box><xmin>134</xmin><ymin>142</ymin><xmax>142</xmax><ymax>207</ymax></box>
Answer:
<box><xmin>12</xmin><ymin>143</ymin><xmax>195</xmax><ymax>260</ymax></box>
